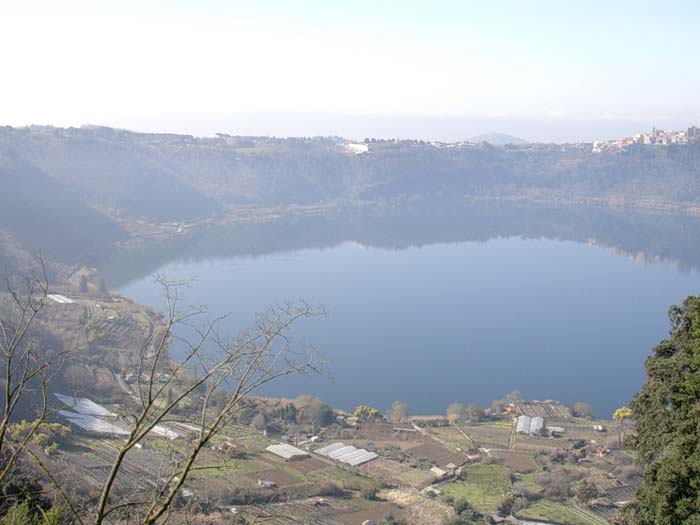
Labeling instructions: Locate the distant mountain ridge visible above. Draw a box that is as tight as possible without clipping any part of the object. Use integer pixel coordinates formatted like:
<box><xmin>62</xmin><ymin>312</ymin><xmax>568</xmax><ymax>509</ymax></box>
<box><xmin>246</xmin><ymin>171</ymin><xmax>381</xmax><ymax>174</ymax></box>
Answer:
<box><xmin>0</xmin><ymin>127</ymin><xmax>220</xmax><ymax>221</ymax></box>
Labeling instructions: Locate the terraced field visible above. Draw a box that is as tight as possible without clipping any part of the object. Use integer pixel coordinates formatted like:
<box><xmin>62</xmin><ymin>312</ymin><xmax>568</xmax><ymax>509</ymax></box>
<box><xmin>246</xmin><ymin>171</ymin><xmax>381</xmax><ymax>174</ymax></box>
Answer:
<box><xmin>428</xmin><ymin>426</ymin><xmax>473</xmax><ymax>448</ymax></box>
<box><xmin>462</xmin><ymin>422</ymin><xmax>513</xmax><ymax>449</ymax></box>
<box><xmin>491</xmin><ymin>450</ymin><xmax>538</xmax><ymax>472</ymax></box>
<box><xmin>512</xmin><ymin>434</ymin><xmax>565</xmax><ymax>454</ymax></box>
<box><xmin>590</xmin><ymin>504</ymin><xmax>622</xmax><ymax>522</ymax></box>
<box><xmin>357</xmin><ymin>457</ymin><xmax>435</xmax><ymax>488</ymax></box>
<box><xmin>242</xmin><ymin>498</ymin><xmax>404</xmax><ymax>525</ymax></box>
<box><xmin>306</xmin><ymin>465</ymin><xmax>382</xmax><ymax>491</ymax></box>
<box><xmin>517</xmin><ymin>500</ymin><xmax>609</xmax><ymax>525</ymax></box>
<box><xmin>408</xmin><ymin>442</ymin><xmax>469</xmax><ymax>468</ymax></box>
<box><xmin>512</xmin><ymin>472</ymin><xmax>544</xmax><ymax>494</ymax></box>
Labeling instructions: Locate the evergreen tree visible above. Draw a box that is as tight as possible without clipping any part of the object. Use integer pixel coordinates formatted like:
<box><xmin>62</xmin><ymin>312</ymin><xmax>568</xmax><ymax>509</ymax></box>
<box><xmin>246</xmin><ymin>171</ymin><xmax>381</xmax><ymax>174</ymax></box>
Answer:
<box><xmin>630</xmin><ymin>296</ymin><xmax>700</xmax><ymax>525</ymax></box>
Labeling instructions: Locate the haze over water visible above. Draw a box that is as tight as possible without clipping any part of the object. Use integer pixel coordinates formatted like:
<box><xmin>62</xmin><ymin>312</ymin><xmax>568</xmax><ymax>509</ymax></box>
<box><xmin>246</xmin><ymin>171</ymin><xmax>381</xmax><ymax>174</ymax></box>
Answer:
<box><xmin>108</xmin><ymin>207</ymin><xmax>700</xmax><ymax>418</ymax></box>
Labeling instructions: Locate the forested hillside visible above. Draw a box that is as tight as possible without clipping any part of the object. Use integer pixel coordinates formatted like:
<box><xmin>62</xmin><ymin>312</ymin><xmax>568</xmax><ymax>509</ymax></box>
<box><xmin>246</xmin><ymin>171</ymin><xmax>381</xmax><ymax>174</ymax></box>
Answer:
<box><xmin>0</xmin><ymin>148</ymin><xmax>126</xmax><ymax>263</ymax></box>
<box><xmin>2</xmin><ymin>124</ymin><xmax>700</xmax><ymax>267</ymax></box>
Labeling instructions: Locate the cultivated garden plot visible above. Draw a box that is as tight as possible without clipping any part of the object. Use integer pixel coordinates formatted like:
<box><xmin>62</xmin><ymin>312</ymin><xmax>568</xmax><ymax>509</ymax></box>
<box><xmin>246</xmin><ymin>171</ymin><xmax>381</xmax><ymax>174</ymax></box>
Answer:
<box><xmin>511</xmin><ymin>472</ymin><xmax>544</xmax><ymax>495</ymax></box>
<box><xmin>407</xmin><ymin>442</ymin><xmax>469</xmax><ymax>468</ymax></box>
<box><xmin>286</xmin><ymin>456</ymin><xmax>329</xmax><ymax>474</ymax></box>
<box><xmin>354</xmin><ymin>421</ymin><xmax>426</xmax><ymax>442</ymax></box>
<box><xmin>439</xmin><ymin>464</ymin><xmax>512</xmax><ymax>514</ymax></box>
<box><xmin>238</xmin><ymin>497</ymin><xmax>404</xmax><ymax>525</ymax></box>
<box><xmin>427</xmin><ymin>425</ymin><xmax>474</xmax><ymax>449</ymax></box>
<box><xmin>516</xmin><ymin>500</ymin><xmax>609</xmax><ymax>525</ymax></box>
<box><xmin>237</xmin><ymin>497</ymin><xmax>355</xmax><ymax>525</ymax></box>
<box><xmin>333</xmin><ymin>501</ymin><xmax>406</xmax><ymax>525</ymax></box>
<box><xmin>384</xmin><ymin>489</ymin><xmax>457</xmax><ymax>525</ymax></box>
<box><xmin>57</xmin><ymin>437</ymin><xmax>170</xmax><ymax>493</ymax></box>
<box><xmin>512</xmin><ymin>434</ymin><xmax>566</xmax><ymax>454</ymax></box>
<box><xmin>460</xmin><ymin>421</ymin><xmax>513</xmax><ymax>449</ymax></box>
<box><xmin>357</xmin><ymin>457</ymin><xmax>435</xmax><ymax>488</ymax></box>
<box><xmin>489</xmin><ymin>450</ymin><xmax>538</xmax><ymax>472</ymax></box>
<box><xmin>245</xmin><ymin>469</ymin><xmax>299</xmax><ymax>487</ymax></box>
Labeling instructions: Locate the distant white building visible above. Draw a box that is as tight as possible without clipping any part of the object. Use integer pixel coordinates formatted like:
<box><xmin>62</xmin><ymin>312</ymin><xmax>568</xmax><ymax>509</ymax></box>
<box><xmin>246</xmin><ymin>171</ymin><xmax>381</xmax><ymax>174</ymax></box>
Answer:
<box><xmin>344</xmin><ymin>143</ymin><xmax>369</xmax><ymax>155</ymax></box>
<box><xmin>530</xmin><ymin>416</ymin><xmax>544</xmax><ymax>434</ymax></box>
<box><xmin>47</xmin><ymin>294</ymin><xmax>75</xmax><ymax>304</ymax></box>
<box><xmin>546</xmin><ymin>425</ymin><xmax>565</xmax><ymax>435</ymax></box>
<box><xmin>516</xmin><ymin>415</ymin><xmax>544</xmax><ymax>435</ymax></box>
<box><xmin>315</xmin><ymin>442</ymin><xmax>378</xmax><ymax>466</ymax></box>
<box><xmin>266</xmin><ymin>443</ymin><xmax>309</xmax><ymax>461</ymax></box>
<box><xmin>57</xmin><ymin>410</ymin><xmax>129</xmax><ymax>436</ymax></box>
<box><xmin>54</xmin><ymin>393</ymin><xmax>116</xmax><ymax>417</ymax></box>
<box><xmin>516</xmin><ymin>415</ymin><xmax>530</xmax><ymax>433</ymax></box>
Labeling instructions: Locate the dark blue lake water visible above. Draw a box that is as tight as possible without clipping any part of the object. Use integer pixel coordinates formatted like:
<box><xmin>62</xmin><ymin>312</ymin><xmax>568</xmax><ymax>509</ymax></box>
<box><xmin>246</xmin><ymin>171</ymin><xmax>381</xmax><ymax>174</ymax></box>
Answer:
<box><xmin>108</xmin><ymin>208</ymin><xmax>700</xmax><ymax>418</ymax></box>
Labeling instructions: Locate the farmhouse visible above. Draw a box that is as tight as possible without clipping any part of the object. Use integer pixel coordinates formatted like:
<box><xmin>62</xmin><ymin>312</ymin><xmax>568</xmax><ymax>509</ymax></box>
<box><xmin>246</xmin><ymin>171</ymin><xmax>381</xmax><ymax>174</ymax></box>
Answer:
<box><xmin>266</xmin><ymin>443</ymin><xmax>310</xmax><ymax>461</ymax></box>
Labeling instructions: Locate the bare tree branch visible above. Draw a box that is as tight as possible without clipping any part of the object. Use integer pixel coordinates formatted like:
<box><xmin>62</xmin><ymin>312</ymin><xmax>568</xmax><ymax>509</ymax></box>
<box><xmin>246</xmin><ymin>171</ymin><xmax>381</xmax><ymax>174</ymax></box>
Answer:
<box><xmin>90</xmin><ymin>278</ymin><xmax>322</xmax><ymax>525</ymax></box>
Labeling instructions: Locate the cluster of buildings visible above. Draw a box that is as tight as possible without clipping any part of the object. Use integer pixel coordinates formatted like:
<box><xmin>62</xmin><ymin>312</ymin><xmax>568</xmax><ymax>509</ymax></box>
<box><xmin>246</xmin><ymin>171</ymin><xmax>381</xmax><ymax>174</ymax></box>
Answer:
<box><xmin>592</xmin><ymin>125</ymin><xmax>700</xmax><ymax>152</ymax></box>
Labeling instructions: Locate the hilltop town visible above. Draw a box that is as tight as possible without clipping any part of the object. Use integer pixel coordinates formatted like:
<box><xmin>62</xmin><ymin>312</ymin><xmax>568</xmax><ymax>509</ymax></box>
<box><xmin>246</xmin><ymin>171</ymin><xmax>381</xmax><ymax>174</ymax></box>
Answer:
<box><xmin>591</xmin><ymin>125</ymin><xmax>700</xmax><ymax>152</ymax></box>
<box><xmin>347</xmin><ymin>125</ymin><xmax>700</xmax><ymax>154</ymax></box>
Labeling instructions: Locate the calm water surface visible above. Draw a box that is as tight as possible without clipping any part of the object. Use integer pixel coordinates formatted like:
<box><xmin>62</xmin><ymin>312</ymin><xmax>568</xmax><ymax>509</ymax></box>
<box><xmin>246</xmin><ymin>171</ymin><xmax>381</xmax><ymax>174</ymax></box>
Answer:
<box><xmin>113</xmin><ymin>234</ymin><xmax>700</xmax><ymax>417</ymax></box>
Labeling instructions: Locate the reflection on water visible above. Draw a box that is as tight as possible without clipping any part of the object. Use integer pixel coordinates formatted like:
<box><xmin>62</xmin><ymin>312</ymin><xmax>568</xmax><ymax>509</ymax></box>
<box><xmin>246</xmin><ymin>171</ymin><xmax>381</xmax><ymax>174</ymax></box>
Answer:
<box><xmin>100</xmin><ymin>204</ymin><xmax>700</xmax><ymax>416</ymax></box>
<box><xmin>99</xmin><ymin>203</ymin><xmax>700</xmax><ymax>288</ymax></box>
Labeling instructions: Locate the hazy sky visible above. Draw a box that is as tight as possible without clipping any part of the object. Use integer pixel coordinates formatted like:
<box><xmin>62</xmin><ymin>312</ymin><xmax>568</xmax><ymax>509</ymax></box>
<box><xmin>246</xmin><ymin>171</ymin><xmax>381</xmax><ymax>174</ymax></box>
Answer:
<box><xmin>2</xmin><ymin>0</ymin><xmax>699</xmax><ymax>141</ymax></box>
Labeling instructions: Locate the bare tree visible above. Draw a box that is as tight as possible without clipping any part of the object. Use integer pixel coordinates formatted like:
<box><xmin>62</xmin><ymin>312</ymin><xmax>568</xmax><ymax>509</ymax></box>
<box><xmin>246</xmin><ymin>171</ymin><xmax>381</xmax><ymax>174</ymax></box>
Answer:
<box><xmin>88</xmin><ymin>277</ymin><xmax>323</xmax><ymax>524</ymax></box>
<box><xmin>446</xmin><ymin>402</ymin><xmax>465</xmax><ymax>425</ymax></box>
<box><xmin>0</xmin><ymin>259</ymin><xmax>67</xmax><ymax>490</ymax></box>
<box><xmin>388</xmin><ymin>401</ymin><xmax>408</xmax><ymax>425</ymax></box>
<box><xmin>0</xmin><ymin>269</ymin><xmax>322</xmax><ymax>524</ymax></box>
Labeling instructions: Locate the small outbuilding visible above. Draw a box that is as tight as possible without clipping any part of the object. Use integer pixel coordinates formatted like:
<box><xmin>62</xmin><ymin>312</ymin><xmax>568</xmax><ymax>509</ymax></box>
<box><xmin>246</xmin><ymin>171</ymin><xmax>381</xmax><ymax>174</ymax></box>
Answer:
<box><xmin>258</xmin><ymin>479</ymin><xmax>276</xmax><ymax>488</ymax></box>
<box><xmin>546</xmin><ymin>425</ymin><xmax>565</xmax><ymax>436</ymax></box>
<box><xmin>430</xmin><ymin>466</ymin><xmax>447</xmax><ymax>479</ymax></box>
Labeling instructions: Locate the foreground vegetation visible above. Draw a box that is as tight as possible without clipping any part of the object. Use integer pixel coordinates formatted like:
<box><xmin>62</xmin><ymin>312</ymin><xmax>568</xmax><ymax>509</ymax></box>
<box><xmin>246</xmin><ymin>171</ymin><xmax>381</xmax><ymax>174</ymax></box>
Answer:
<box><xmin>627</xmin><ymin>297</ymin><xmax>700</xmax><ymax>525</ymax></box>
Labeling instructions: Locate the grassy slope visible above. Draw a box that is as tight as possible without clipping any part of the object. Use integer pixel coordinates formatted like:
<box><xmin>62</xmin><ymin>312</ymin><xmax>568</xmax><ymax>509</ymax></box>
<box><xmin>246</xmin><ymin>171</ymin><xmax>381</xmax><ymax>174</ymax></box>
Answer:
<box><xmin>440</xmin><ymin>464</ymin><xmax>511</xmax><ymax>513</ymax></box>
